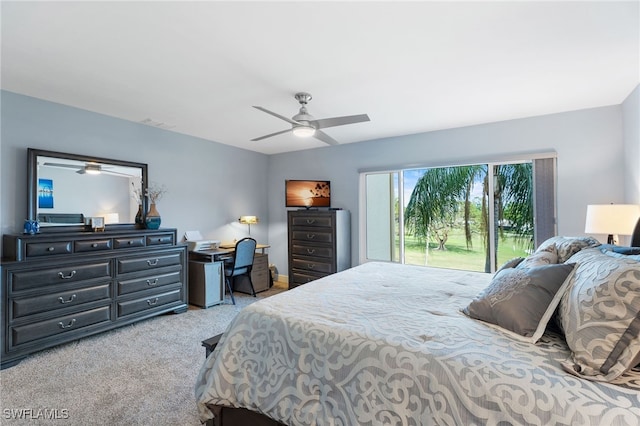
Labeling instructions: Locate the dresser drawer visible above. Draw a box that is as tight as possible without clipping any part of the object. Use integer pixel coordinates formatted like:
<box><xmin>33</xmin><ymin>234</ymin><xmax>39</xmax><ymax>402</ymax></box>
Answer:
<box><xmin>11</xmin><ymin>283</ymin><xmax>111</xmax><ymax>319</ymax></box>
<box><xmin>117</xmin><ymin>271</ymin><xmax>182</xmax><ymax>295</ymax></box>
<box><xmin>10</xmin><ymin>261</ymin><xmax>112</xmax><ymax>292</ymax></box>
<box><xmin>117</xmin><ymin>288</ymin><xmax>182</xmax><ymax>317</ymax></box>
<box><xmin>11</xmin><ymin>306</ymin><xmax>111</xmax><ymax>347</ymax></box>
<box><xmin>25</xmin><ymin>241</ymin><xmax>72</xmax><ymax>257</ymax></box>
<box><xmin>75</xmin><ymin>238</ymin><xmax>113</xmax><ymax>253</ymax></box>
<box><xmin>291</xmin><ymin>216</ymin><xmax>333</xmax><ymax>228</ymax></box>
<box><xmin>113</xmin><ymin>236</ymin><xmax>146</xmax><ymax>249</ymax></box>
<box><xmin>291</xmin><ymin>244</ymin><xmax>333</xmax><ymax>259</ymax></box>
<box><xmin>291</xmin><ymin>258</ymin><xmax>333</xmax><ymax>274</ymax></box>
<box><xmin>291</xmin><ymin>230</ymin><xmax>333</xmax><ymax>244</ymax></box>
<box><xmin>290</xmin><ymin>270</ymin><xmax>327</xmax><ymax>286</ymax></box>
<box><xmin>117</xmin><ymin>252</ymin><xmax>183</xmax><ymax>274</ymax></box>
<box><xmin>146</xmin><ymin>233</ymin><xmax>175</xmax><ymax>246</ymax></box>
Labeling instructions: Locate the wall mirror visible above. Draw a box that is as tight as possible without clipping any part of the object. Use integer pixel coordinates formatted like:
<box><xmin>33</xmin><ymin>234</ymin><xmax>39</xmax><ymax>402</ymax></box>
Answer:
<box><xmin>27</xmin><ymin>148</ymin><xmax>148</xmax><ymax>232</ymax></box>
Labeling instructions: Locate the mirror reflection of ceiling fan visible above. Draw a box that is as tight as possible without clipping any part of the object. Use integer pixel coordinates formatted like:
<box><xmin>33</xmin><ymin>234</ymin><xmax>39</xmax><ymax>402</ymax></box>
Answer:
<box><xmin>43</xmin><ymin>162</ymin><xmax>131</xmax><ymax>177</ymax></box>
<box><xmin>251</xmin><ymin>92</ymin><xmax>370</xmax><ymax>145</ymax></box>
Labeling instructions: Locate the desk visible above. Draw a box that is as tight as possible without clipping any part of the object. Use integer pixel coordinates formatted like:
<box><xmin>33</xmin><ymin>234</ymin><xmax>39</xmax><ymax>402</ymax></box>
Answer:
<box><xmin>189</xmin><ymin>245</ymin><xmax>272</xmax><ymax>301</ymax></box>
<box><xmin>218</xmin><ymin>244</ymin><xmax>270</xmax><ymax>255</ymax></box>
<box><xmin>189</xmin><ymin>248</ymin><xmax>233</xmax><ymax>262</ymax></box>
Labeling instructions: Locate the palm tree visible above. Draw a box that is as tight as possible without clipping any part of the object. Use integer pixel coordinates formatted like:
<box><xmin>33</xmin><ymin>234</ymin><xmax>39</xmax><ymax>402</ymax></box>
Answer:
<box><xmin>404</xmin><ymin>167</ymin><xmax>475</xmax><ymax>261</ymax></box>
<box><xmin>405</xmin><ymin>163</ymin><xmax>533</xmax><ymax>272</ymax></box>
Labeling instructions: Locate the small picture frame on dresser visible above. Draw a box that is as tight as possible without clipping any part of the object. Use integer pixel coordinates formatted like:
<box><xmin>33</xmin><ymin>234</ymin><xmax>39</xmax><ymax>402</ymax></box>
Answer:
<box><xmin>90</xmin><ymin>216</ymin><xmax>105</xmax><ymax>232</ymax></box>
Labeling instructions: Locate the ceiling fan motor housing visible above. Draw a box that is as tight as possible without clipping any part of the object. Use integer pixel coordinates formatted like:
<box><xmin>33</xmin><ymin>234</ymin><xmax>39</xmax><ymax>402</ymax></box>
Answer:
<box><xmin>294</xmin><ymin>92</ymin><xmax>312</xmax><ymax>105</ymax></box>
<box><xmin>292</xmin><ymin>106</ymin><xmax>314</xmax><ymax>125</ymax></box>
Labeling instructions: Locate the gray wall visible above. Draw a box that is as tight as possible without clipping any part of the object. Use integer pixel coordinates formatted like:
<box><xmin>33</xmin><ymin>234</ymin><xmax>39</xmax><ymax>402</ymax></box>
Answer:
<box><xmin>1</xmin><ymin>91</ymin><xmax>270</xmax><ymax>258</ymax></box>
<box><xmin>623</xmin><ymin>85</ymin><xmax>640</xmax><ymax>204</ymax></box>
<box><xmin>2</xmin><ymin>86</ymin><xmax>639</xmax><ymax>279</ymax></box>
<box><xmin>268</xmin><ymin>101</ymin><xmax>636</xmax><ymax>276</ymax></box>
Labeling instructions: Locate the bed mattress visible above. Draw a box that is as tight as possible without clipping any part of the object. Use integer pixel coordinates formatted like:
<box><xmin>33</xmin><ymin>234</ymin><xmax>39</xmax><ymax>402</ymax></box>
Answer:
<box><xmin>196</xmin><ymin>262</ymin><xmax>640</xmax><ymax>425</ymax></box>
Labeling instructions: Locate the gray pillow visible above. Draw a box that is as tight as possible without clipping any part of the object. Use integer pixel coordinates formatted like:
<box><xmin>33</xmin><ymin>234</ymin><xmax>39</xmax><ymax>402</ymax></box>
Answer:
<box><xmin>536</xmin><ymin>236</ymin><xmax>600</xmax><ymax>263</ymax></box>
<box><xmin>463</xmin><ymin>263</ymin><xmax>576</xmax><ymax>343</ymax></box>
<box><xmin>496</xmin><ymin>257</ymin><xmax>525</xmax><ymax>272</ymax></box>
<box><xmin>558</xmin><ymin>248</ymin><xmax>640</xmax><ymax>382</ymax></box>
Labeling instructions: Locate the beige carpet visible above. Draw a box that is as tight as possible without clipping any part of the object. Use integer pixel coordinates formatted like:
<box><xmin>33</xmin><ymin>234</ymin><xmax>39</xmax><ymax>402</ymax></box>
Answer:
<box><xmin>1</xmin><ymin>285</ymin><xmax>286</xmax><ymax>425</ymax></box>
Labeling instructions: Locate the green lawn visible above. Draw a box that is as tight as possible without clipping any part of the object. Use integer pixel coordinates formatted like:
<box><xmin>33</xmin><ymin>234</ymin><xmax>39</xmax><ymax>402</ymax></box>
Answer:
<box><xmin>401</xmin><ymin>228</ymin><xmax>531</xmax><ymax>272</ymax></box>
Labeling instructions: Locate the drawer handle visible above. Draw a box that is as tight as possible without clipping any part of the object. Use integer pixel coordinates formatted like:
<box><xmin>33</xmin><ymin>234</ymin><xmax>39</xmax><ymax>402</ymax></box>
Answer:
<box><xmin>306</xmin><ymin>248</ymin><xmax>316</xmax><ymax>254</ymax></box>
<box><xmin>146</xmin><ymin>259</ymin><xmax>159</xmax><ymax>266</ymax></box>
<box><xmin>147</xmin><ymin>298</ymin><xmax>159</xmax><ymax>306</ymax></box>
<box><xmin>128</xmin><ymin>240</ymin><xmax>134</xmax><ymax>245</ymax></box>
<box><xmin>47</xmin><ymin>246</ymin><xmax>55</xmax><ymax>252</ymax></box>
<box><xmin>58</xmin><ymin>270</ymin><xmax>77</xmax><ymax>280</ymax></box>
<box><xmin>58</xmin><ymin>319</ymin><xmax>76</xmax><ymax>329</ymax></box>
<box><xmin>58</xmin><ymin>294</ymin><xmax>77</xmax><ymax>304</ymax></box>
<box><xmin>306</xmin><ymin>234</ymin><xmax>316</xmax><ymax>239</ymax></box>
<box><xmin>307</xmin><ymin>263</ymin><xmax>315</xmax><ymax>269</ymax></box>
<box><xmin>306</xmin><ymin>219</ymin><xmax>316</xmax><ymax>224</ymax></box>
<box><xmin>91</xmin><ymin>243</ymin><xmax>98</xmax><ymax>248</ymax></box>
<box><xmin>146</xmin><ymin>279</ymin><xmax>159</xmax><ymax>286</ymax></box>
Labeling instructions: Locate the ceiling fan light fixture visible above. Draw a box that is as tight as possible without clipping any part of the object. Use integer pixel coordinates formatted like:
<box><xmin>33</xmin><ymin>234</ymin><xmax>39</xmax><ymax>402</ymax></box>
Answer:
<box><xmin>85</xmin><ymin>164</ymin><xmax>102</xmax><ymax>175</ymax></box>
<box><xmin>292</xmin><ymin>125</ymin><xmax>315</xmax><ymax>138</ymax></box>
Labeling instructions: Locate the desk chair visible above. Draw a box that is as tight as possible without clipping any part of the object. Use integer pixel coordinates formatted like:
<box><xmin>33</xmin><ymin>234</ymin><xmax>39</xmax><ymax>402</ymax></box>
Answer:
<box><xmin>223</xmin><ymin>237</ymin><xmax>257</xmax><ymax>305</ymax></box>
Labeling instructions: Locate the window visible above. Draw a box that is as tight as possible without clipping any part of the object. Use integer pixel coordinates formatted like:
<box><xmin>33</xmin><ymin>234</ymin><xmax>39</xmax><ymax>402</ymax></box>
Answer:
<box><xmin>361</xmin><ymin>156</ymin><xmax>556</xmax><ymax>273</ymax></box>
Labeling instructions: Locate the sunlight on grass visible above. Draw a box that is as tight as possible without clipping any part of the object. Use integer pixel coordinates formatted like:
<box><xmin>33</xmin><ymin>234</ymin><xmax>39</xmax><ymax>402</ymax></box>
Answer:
<box><xmin>401</xmin><ymin>228</ymin><xmax>531</xmax><ymax>272</ymax></box>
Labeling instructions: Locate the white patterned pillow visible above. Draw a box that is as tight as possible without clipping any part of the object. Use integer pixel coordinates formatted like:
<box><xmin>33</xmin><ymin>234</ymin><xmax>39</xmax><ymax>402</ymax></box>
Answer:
<box><xmin>559</xmin><ymin>248</ymin><xmax>640</xmax><ymax>381</ymax></box>
<box><xmin>536</xmin><ymin>236</ymin><xmax>600</xmax><ymax>263</ymax></box>
<box><xmin>516</xmin><ymin>244</ymin><xmax>558</xmax><ymax>269</ymax></box>
<box><xmin>463</xmin><ymin>263</ymin><xmax>576</xmax><ymax>343</ymax></box>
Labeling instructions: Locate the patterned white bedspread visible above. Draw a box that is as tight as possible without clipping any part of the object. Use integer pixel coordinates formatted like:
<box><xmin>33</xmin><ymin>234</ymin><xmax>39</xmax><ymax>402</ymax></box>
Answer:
<box><xmin>195</xmin><ymin>262</ymin><xmax>640</xmax><ymax>425</ymax></box>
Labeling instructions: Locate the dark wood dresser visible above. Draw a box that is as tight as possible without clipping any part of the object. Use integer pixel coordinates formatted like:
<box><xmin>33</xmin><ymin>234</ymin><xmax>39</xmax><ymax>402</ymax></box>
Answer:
<box><xmin>1</xmin><ymin>228</ymin><xmax>188</xmax><ymax>369</ymax></box>
<box><xmin>287</xmin><ymin>210</ymin><xmax>350</xmax><ymax>289</ymax></box>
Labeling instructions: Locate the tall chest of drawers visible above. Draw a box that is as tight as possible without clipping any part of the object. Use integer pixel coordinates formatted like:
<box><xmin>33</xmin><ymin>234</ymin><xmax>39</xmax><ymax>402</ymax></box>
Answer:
<box><xmin>1</xmin><ymin>228</ymin><xmax>187</xmax><ymax>369</ymax></box>
<box><xmin>287</xmin><ymin>210</ymin><xmax>350</xmax><ymax>289</ymax></box>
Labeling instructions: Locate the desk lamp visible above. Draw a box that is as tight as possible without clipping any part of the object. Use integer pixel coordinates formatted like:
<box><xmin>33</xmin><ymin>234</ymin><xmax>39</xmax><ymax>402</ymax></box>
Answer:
<box><xmin>239</xmin><ymin>215</ymin><xmax>259</xmax><ymax>236</ymax></box>
<box><xmin>585</xmin><ymin>204</ymin><xmax>640</xmax><ymax>244</ymax></box>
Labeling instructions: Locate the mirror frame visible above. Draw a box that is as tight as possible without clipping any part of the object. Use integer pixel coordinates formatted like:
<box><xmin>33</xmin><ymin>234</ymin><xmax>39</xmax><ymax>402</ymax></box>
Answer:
<box><xmin>27</xmin><ymin>148</ymin><xmax>148</xmax><ymax>232</ymax></box>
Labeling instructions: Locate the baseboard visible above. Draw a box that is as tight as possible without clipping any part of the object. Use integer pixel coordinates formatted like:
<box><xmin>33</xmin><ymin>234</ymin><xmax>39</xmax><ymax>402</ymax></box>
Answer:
<box><xmin>275</xmin><ymin>274</ymin><xmax>289</xmax><ymax>285</ymax></box>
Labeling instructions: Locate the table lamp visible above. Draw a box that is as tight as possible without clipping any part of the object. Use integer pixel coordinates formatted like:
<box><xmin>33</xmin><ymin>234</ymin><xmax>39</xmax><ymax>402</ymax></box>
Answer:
<box><xmin>585</xmin><ymin>204</ymin><xmax>640</xmax><ymax>244</ymax></box>
<box><xmin>239</xmin><ymin>215</ymin><xmax>259</xmax><ymax>236</ymax></box>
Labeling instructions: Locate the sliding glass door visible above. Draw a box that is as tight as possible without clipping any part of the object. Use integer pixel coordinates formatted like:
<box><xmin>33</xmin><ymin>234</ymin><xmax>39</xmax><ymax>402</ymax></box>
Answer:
<box><xmin>363</xmin><ymin>157</ymin><xmax>555</xmax><ymax>273</ymax></box>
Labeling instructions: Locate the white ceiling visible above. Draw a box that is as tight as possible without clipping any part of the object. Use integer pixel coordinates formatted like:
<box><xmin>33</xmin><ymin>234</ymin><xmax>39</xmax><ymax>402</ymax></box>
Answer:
<box><xmin>2</xmin><ymin>1</ymin><xmax>639</xmax><ymax>155</ymax></box>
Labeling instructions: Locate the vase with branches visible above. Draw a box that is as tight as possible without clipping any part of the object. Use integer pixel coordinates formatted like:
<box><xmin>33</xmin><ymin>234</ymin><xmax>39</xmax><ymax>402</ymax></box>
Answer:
<box><xmin>131</xmin><ymin>182</ymin><xmax>145</xmax><ymax>225</ymax></box>
<box><xmin>144</xmin><ymin>182</ymin><xmax>167</xmax><ymax>229</ymax></box>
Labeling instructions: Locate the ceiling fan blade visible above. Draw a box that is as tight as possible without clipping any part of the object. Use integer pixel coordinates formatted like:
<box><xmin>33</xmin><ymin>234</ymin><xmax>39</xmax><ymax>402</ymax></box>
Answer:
<box><xmin>43</xmin><ymin>162</ymin><xmax>82</xmax><ymax>169</ymax></box>
<box><xmin>310</xmin><ymin>114</ymin><xmax>370</xmax><ymax>130</ymax></box>
<box><xmin>253</xmin><ymin>106</ymin><xmax>300</xmax><ymax>126</ymax></box>
<box><xmin>313</xmin><ymin>130</ymin><xmax>339</xmax><ymax>146</ymax></box>
<box><xmin>103</xmin><ymin>170</ymin><xmax>133</xmax><ymax>177</ymax></box>
<box><xmin>251</xmin><ymin>128</ymin><xmax>292</xmax><ymax>142</ymax></box>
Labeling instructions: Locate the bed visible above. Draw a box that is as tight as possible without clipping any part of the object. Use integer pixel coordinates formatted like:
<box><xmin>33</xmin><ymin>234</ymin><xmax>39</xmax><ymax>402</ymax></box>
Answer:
<box><xmin>195</xmin><ymin>237</ymin><xmax>640</xmax><ymax>425</ymax></box>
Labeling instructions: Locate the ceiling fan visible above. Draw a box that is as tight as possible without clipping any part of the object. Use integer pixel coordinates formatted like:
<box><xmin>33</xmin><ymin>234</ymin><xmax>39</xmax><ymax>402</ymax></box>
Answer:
<box><xmin>251</xmin><ymin>92</ymin><xmax>370</xmax><ymax>146</ymax></box>
<box><xmin>43</xmin><ymin>162</ymin><xmax>131</xmax><ymax>177</ymax></box>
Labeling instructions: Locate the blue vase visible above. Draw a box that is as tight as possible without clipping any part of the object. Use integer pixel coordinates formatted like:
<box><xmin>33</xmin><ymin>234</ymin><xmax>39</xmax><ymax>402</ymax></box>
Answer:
<box><xmin>24</xmin><ymin>219</ymin><xmax>40</xmax><ymax>235</ymax></box>
<box><xmin>145</xmin><ymin>203</ymin><xmax>161</xmax><ymax>230</ymax></box>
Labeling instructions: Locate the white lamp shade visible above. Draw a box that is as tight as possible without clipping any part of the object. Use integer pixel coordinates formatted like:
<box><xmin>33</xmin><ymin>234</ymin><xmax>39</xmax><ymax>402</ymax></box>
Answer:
<box><xmin>585</xmin><ymin>204</ymin><xmax>640</xmax><ymax>235</ymax></box>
